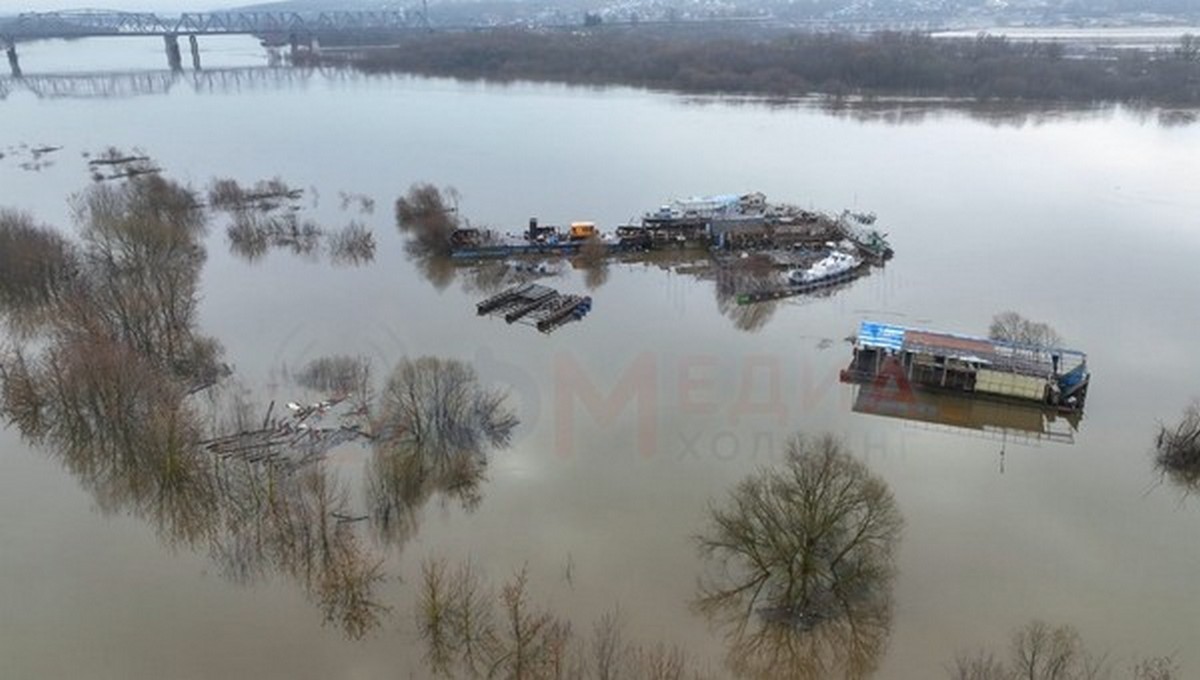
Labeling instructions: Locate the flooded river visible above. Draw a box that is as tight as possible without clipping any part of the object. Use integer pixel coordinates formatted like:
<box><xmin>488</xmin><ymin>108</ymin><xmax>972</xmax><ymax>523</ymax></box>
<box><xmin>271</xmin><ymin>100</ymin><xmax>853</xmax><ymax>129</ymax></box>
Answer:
<box><xmin>2</xmin><ymin>36</ymin><xmax>1200</xmax><ymax>679</ymax></box>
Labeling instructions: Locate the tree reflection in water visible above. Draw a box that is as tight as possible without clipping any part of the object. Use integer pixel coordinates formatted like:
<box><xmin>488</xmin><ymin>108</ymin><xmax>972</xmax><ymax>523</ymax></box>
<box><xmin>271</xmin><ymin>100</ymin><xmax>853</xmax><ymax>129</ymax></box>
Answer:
<box><xmin>416</xmin><ymin>559</ymin><xmax>711</xmax><ymax>679</ymax></box>
<box><xmin>395</xmin><ymin>182</ymin><xmax>461</xmax><ymax>290</ymax></box>
<box><xmin>695</xmin><ymin>434</ymin><xmax>903</xmax><ymax>679</ymax></box>
<box><xmin>715</xmin><ymin>255</ymin><xmax>780</xmax><ymax>334</ymax></box>
<box><xmin>209</xmin><ymin>177</ymin><xmax>376</xmax><ymax>266</ymax></box>
<box><xmin>0</xmin><ymin>174</ymin><xmax>517</xmax><ymax>639</ymax></box>
<box><xmin>367</xmin><ymin>357</ymin><xmax>518</xmax><ymax>549</ymax></box>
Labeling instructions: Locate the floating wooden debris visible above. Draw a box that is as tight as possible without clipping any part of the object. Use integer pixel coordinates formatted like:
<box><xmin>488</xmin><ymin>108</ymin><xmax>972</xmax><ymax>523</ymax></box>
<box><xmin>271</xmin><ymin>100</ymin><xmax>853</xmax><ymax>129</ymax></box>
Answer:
<box><xmin>200</xmin><ymin>396</ymin><xmax>372</xmax><ymax>470</ymax></box>
<box><xmin>476</xmin><ymin>283</ymin><xmax>593</xmax><ymax>334</ymax></box>
<box><xmin>31</xmin><ymin>145</ymin><xmax>62</xmax><ymax>158</ymax></box>
<box><xmin>86</xmin><ymin>148</ymin><xmax>161</xmax><ymax>181</ymax></box>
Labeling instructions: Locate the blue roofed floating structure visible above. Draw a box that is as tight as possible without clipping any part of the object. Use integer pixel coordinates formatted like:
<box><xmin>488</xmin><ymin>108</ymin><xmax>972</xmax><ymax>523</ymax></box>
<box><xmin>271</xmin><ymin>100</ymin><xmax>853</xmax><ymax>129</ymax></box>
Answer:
<box><xmin>842</xmin><ymin>320</ymin><xmax>1090</xmax><ymax>412</ymax></box>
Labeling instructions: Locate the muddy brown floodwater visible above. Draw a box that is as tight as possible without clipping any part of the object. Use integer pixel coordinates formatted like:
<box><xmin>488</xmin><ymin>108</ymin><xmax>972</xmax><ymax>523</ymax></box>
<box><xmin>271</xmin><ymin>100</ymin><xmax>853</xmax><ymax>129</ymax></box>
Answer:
<box><xmin>2</xmin><ymin>35</ymin><xmax>1200</xmax><ymax>680</ymax></box>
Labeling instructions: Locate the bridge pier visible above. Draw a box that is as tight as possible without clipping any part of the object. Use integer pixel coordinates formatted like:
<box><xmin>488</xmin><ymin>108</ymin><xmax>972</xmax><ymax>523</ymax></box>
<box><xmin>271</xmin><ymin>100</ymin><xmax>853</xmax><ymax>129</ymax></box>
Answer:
<box><xmin>4</xmin><ymin>41</ymin><xmax>19</xmax><ymax>78</ymax></box>
<box><xmin>163</xmin><ymin>34</ymin><xmax>182</xmax><ymax>72</ymax></box>
<box><xmin>288</xmin><ymin>32</ymin><xmax>320</xmax><ymax>63</ymax></box>
<box><xmin>189</xmin><ymin>34</ymin><xmax>201</xmax><ymax>70</ymax></box>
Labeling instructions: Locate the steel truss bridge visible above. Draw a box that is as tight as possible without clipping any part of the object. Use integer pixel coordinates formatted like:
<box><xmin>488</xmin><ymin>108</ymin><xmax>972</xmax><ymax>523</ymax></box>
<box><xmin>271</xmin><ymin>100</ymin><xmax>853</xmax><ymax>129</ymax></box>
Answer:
<box><xmin>0</xmin><ymin>9</ymin><xmax>430</xmax><ymax>76</ymax></box>
<box><xmin>1</xmin><ymin>10</ymin><xmax>426</xmax><ymax>40</ymax></box>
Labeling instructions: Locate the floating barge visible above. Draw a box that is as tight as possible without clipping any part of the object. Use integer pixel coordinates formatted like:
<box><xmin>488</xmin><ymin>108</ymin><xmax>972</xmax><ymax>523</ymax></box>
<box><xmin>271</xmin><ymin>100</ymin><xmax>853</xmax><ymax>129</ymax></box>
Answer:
<box><xmin>448</xmin><ymin>193</ymin><xmax>893</xmax><ymax>262</ymax></box>
<box><xmin>841</xmin><ymin>321</ymin><xmax>1090</xmax><ymax>412</ymax></box>
<box><xmin>476</xmin><ymin>283</ymin><xmax>593</xmax><ymax>333</ymax></box>
<box><xmin>452</xmin><ymin>241</ymin><xmax>583</xmax><ymax>260</ymax></box>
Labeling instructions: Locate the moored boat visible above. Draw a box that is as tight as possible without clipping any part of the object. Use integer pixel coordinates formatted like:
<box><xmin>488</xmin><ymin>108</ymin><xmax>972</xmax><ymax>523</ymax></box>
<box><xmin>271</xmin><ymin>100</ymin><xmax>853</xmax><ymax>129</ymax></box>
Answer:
<box><xmin>788</xmin><ymin>251</ymin><xmax>862</xmax><ymax>285</ymax></box>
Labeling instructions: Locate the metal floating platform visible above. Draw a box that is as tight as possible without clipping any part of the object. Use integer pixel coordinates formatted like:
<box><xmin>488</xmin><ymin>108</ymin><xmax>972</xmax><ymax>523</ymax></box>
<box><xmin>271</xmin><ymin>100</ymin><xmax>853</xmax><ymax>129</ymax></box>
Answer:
<box><xmin>476</xmin><ymin>283</ymin><xmax>593</xmax><ymax>334</ymax></box>
<box><xmin>451</xmin><ymin>240</ymin><xmax>645</xmax><ymax>260</ymax></box>
<box><xmin>454</xmin><ymin>242</ymin><xmax>583</xmax><ymax>260</ymax></box>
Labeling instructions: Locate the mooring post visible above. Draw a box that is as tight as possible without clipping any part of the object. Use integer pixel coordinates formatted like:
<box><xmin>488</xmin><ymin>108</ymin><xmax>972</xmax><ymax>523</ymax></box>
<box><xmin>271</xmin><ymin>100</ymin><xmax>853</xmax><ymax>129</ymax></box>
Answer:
<box><xmin>189</xmin><ymin>34</ymin><xmax>201</xmax><ymax>70</ymax></box>
<box><xmin>4</xmin><ymin>39</ymin><xmax>19</xmax><ymax>78</ymax></box>
<box><xmin>163</xmin><ymin>34</ymin><xmax>182</xmax><ymax>71</ymax></box>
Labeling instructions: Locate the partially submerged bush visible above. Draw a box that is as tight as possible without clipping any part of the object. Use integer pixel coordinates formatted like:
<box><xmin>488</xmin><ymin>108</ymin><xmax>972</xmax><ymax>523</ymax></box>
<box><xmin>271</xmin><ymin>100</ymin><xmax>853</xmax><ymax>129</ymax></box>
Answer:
<box><xmin>226</xmin><ymin>212</ymin><xmax>323</xmax><ymax>261</ymax></box>
<box><xmin>208</xmin><ymin>176</ymin><xmax>302</xmax><ymax>212</ymax></box>
<box><xmin>1156</xmin><ymin>400</ymin><xmax>1200</xmax><ymax>490</ymax></box>
<box><xmin>417</xmin><ymin>560</ymin><xmax>709</xmax><ymax>679</ymax></box>
<box><xmin>328</xmin><ymin>220</ymin><xmax>376</xmax><ymax>265</ymax></box>
<box><xmin>0</xmin><ymin>209</ymin><xmax>78</xmax><ymax>330</ymax></box>
<box><xmin>951</xmin><ymin>620</ymin><xmax>1177</xmax><ymax>680</ymax></box>
<box><xmin>395</xmin><ymin>183</ymin><xmax>459</xmax><ymax>259</ymax></box>
<box><xmin>67</xmin><ymin>175</ymin><xmax>218</xmax><ymax>385</ymax></box>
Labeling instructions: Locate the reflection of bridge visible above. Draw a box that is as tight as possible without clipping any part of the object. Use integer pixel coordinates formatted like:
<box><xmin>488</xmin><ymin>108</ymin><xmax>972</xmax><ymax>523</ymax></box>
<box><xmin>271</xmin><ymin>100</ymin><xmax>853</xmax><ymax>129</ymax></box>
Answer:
<box><xmin>0</xmin><ymin>66</ymin><xmax>382</xmax><ymax>100</ymax></box>
<box><xmin>1</xmin><ymin>10</ymin><xmax>428</xmax><ymax>76</ymax></box>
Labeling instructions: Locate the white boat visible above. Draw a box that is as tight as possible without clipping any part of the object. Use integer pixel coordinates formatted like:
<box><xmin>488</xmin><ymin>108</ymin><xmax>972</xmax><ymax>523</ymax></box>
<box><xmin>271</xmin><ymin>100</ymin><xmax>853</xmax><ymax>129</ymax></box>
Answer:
<box><xmin>788</xmin><ymin>251</ymin><xmax>862</xmax><ymax>285</ymax></box>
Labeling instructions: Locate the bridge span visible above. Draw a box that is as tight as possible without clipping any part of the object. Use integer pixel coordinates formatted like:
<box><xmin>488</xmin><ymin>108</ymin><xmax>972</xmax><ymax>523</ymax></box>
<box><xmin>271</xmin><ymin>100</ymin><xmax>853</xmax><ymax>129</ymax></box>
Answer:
<box><xmin>0</xmin><ymin>10</ymin><xmax>428</xmax><ymax>76</ymax></box>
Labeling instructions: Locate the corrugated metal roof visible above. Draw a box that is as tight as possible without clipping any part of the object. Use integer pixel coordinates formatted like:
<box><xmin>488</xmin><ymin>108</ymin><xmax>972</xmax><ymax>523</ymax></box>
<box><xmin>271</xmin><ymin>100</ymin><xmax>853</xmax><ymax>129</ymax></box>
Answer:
<box><xmin>904</xmin><ymin>330</ymin><xmax>996</xmax><ymax>360</ymax></box>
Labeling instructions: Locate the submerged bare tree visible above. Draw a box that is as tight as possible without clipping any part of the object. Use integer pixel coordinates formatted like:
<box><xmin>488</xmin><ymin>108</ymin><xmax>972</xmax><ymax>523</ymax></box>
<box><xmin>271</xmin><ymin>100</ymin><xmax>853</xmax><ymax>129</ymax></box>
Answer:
<box><xmin>67</xmin><ymin>174</ymin><xmax>224</xmax><ymax>386</ymax></box>
<box><xmin>208</xmin><ymin>177</ymin><xmax>346</xmax><ymax>263</ymax></box>
<box><xmin>210</xmin><ymin>458</ymin><xmax>389</xmax><ymax>639</ymax></box>
<box><xmin>696</xmin><ymin>434</ymin><xmax>902</xmax><ymax>679</ymax></box>
<box><xmin>417</xmin><ymin>559</ymin><xmax>709</xmax><ymax>679</ymax></box>
<box><xmin>376</xmin><ymin>356</ymin><xmax>517</xmax><ymax>456</ymax></box>
<box><xmin>394</xmin><ymin>184</ymin><xmax>566</xmax><ymax>294</ymax></box>
<box><xmin>226</xmin><ymin>211</ymin><xmax>324</xmax><ymax>261</ymax></box>
<box><xmin>1</xmin><ymin>345</ymin><xmax>390</xmax><ymax>639</ymax></box>
<box><xmin>395</xmin><ymin>183</ymin><xmax>463</xmax><ymax>288</ymax></box>
<box><xmin>1</xmin><ymin>333</ymin><xmax>214</xmax><ymax>547</ymax></box>
<box><xmin>0</xmin><ymin>209</ymin><xmax>77</xmax><ymax>333</ymax></box>
<box><xmin>367</xmin><ymin>357</ymin><xmax>518</xmax><ymax>549</ymax></box>
<box><xmin>950</xmin><ymin>620</ymin><xmax>1178</xmax><ymax>680</ymax></box>
<box><xmin>328</xmin><ymin>220</ymin><xmax>376</xmax><ymax>266</ymax></box>
<box><xmin>395</xmin><ymin>182</ymin><xmax>459</xmax><ymax>255</ymax></box>
<box><xmin>1154</xmin><ymin>400</ymin><xmax>1200</xmax><ymax>492</ymax></box>
<box><xmin>2</xmin><ymin>176</ymin><xmax>224</xmax><ymax>390</ymax></box>
<box><xmin>2</xmin><ymin>174</ymin><xmax>221</xmax><ymax>546</ymax></box>
<box><xmin>988</xmin><ymin>311</ymin><xmax>1062</xmax><ymax>348</ymax></box>
<box><xmin>0</xmin><ymin>174</ymin><xmax>389</xmax><ymax>639</ymax></box>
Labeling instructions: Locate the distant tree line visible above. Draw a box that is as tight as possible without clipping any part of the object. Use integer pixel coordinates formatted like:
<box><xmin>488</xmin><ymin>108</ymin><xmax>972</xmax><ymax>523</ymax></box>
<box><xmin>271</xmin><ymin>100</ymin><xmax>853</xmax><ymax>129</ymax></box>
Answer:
<box><xmin>306</xmin><ymin>29</ymin><xmax>1200</xmax><ymax>105</ymax></box>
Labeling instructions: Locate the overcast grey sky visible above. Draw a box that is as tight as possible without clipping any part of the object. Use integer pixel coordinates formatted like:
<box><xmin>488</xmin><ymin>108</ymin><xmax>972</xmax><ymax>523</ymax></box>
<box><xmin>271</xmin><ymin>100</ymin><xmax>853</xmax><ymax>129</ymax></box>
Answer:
<box><xmin>0</xmin><ymin>0</ymin><xmax>262</xmax><ymax>13</ymax></box>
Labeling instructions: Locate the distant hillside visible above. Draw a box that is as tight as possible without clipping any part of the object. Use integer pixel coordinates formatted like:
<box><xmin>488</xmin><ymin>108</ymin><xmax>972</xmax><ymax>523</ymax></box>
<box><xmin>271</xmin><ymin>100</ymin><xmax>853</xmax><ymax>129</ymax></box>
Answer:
<box><xmin>230</xmin><ymin>0</ymin><xmax>1200</xmax><ymax>26</ymax></box>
